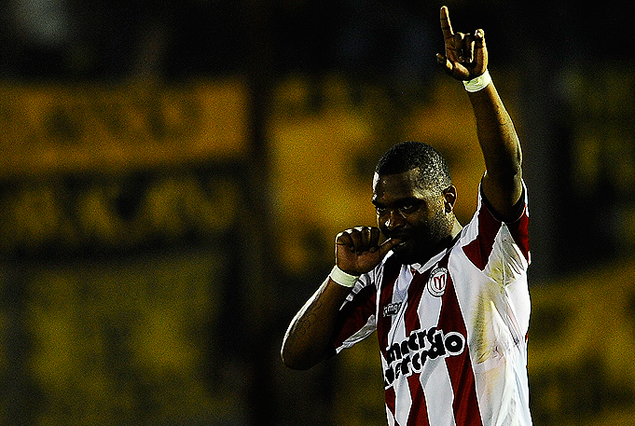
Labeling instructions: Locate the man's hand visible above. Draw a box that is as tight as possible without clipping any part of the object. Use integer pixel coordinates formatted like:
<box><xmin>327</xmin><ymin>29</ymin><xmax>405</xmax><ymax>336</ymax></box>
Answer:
<box><xmin>335</xmin><ymin>226</ymin><xmax>399</xmax><ymax>276</ymax></box>
<box><xmin>436</xmin><ymin>5</ymin><xmax>488</xmax><ymax>81</ymax></box>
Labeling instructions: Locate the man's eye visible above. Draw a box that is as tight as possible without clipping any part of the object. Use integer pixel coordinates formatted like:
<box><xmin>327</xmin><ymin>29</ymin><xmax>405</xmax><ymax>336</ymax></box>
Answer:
<box><xmin>399</xmin><ymin>205</ymin><xmax>415</xmax><ymax>213</ymax></box>
<box><xmin>375</xmin><ymin>206</ymin><xmax>389</xmax><ymax>216</ymax></box>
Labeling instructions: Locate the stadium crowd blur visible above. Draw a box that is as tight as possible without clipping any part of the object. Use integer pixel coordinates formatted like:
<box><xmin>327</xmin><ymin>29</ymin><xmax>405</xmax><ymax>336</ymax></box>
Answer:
<box><xmin>1</xmin><ymin>1</ymin><xmax>634</xmax><ymax>425</ymax></box>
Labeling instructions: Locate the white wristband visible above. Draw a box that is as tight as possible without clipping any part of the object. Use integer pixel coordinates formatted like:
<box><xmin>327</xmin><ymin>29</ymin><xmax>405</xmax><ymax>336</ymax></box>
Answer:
<box><xmin>329</xmin><ymin>265</ymin><xmax>359</xmax><ymax>288</ymax></box>
<box><xmin>463</xmin><ymin>70</ymin><xmax>492</xmax><ymax>92</ymax></box>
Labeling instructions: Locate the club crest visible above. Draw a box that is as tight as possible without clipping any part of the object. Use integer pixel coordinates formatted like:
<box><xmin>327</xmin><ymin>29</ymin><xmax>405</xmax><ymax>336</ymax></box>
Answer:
<box><xmin>427</xmin><ymin>267</ymin><xmax>448</xmax><ymax>297</ymax></box>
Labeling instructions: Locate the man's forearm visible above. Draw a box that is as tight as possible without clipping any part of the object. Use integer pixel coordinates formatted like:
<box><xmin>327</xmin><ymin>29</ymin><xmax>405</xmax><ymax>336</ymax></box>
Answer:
<box><xmin>468</xmin><ymin>81</ymin><xmax>523</xmax><ymax>218</ymax></box>
<box><xmin>469</xmin><ymin>82</ymin><xmax>521</xmax><ymax>177</ymax></box>
<box><xmin>281</xmin><ymin>278</ymin><xmax>351</xmax><ymax>370</ymax></box>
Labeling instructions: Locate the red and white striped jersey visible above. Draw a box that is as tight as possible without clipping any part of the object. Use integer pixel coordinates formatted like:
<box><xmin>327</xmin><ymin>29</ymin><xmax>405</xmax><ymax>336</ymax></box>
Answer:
<box><xmin>331</xmin><ymin>183</ymin><xmax>532</xmax><ymax>426</ymax></box>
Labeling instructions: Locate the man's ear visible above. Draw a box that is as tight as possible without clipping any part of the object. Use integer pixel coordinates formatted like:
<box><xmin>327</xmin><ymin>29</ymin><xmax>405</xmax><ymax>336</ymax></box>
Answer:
<box><xmin>443</xmin><ymin>185</ymin><xmax>457</xmax><ymax>213</ymax></box>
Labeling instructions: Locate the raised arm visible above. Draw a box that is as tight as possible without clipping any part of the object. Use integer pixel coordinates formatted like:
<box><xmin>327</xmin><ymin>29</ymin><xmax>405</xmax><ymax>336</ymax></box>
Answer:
<box><xmin>436</xmin><ymin>6</ymin><xmax>523</xmax><ymax>220</ymax></box>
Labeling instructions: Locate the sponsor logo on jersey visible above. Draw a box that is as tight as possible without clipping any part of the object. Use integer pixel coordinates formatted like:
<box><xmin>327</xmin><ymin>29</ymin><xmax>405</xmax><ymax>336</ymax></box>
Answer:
<box><xmin>383</xmin><ymin>327</ymin><xmax>466</xmax><ymax>388</ymax></box>
<box><xmin>383</xmin><ymin>302</ymin><xmax>402</xmax><ymax>317</ymax></box>
<box><xmin>427</xmin><ymin>267</ymin><xmax>448</xmax><ymax>297</ymax></box>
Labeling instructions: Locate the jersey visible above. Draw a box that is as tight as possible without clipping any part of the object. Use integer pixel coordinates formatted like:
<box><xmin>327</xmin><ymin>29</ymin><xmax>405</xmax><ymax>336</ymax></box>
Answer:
<box><xmin>330</xmin><ymin>183</ymin><xmax>531</xmax><ymax>426</ymax></box>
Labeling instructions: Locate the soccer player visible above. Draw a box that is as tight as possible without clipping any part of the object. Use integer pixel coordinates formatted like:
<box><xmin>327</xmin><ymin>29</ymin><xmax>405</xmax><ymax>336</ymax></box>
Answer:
<box><xmin>281</xmin><ymin>6</ymin><xmax>532</xmax><ymax>426</ymax></box>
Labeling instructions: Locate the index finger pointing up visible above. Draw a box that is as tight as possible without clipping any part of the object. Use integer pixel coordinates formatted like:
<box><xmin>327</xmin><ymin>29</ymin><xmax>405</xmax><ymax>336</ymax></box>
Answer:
<box><xmin>440</xmin><ymin>6</ymin><xmax>454</xmax><ymax>41</ymax></box>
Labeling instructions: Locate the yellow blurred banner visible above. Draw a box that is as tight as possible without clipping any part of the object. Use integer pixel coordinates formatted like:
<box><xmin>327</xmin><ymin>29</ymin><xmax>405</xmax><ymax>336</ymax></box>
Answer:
<box><xmin>527</xmin><ymin>260</ymin><xmax>635</xmax><ymax>425</ymax></box>
<box><xmin>14</xmin><ymin>247</ymin><xmax>235</xmax><ymax>425</ymax></box>
<box><xmin>0</xmin><ymin>78</ymin><xmax>249</xmax><ymax>178</ymax></box>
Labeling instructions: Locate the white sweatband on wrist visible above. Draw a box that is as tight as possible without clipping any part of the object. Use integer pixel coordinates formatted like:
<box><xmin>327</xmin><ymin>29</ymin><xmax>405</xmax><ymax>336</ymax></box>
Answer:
<box><xmin>463</xmin><ymin>70</ymin><xmax>492</xmax><ymax>92</ymax></box>
<box><xmin>329</xmin><ymin>265</ymin><xmax>359</xmax><ymax>288</ymax></box>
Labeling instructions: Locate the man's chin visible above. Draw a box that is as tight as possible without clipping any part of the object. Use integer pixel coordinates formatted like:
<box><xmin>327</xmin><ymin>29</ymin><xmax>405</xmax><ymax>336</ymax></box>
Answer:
<box><xmin>391</xmin><ymin>244</ymin><xmax>417</xmax><ymax>265</ymax></box>
<box><xmin>391</xmin><ymin>239</ymin><xmax>437</xmax><ymax>266</ymax></box>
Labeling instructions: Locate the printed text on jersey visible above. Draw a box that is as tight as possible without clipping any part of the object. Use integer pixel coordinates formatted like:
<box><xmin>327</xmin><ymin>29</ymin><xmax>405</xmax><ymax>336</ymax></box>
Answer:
<box><xmin>384</xmin><ymin>327</ymin><xmax>466</xmax><ymax>388</ymax></box>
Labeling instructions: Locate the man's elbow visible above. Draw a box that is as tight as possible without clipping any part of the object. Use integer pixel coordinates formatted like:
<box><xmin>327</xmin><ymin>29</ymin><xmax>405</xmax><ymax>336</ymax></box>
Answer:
<box><xmin>280</xmin><ymin>345</ymin><xmax>323</xmax><ymax>370</ymax></box>
<box><xmin>281</xmin><ymin>353</ymin><xmax>307</xmax><ymax>371</ymax></box>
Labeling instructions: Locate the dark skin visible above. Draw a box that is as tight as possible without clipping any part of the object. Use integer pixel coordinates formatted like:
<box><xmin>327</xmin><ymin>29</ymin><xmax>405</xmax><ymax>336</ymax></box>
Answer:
<box><xmin>281</xmin><ymin>5</ymin><xmax>523</xmax><ymax>370</ymax></box>
<box><xmin>371</xmin><ymin>170</ymin><xmax>462</xmax><ymax>266</ymax></box>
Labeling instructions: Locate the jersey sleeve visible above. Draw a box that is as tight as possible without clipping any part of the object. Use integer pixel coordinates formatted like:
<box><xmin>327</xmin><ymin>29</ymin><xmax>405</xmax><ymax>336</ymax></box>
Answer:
<box><xmin>329</xmin><ymin>274</ymin><xmax>378</xmax><ymax>355</ymax></box>
<box><xmin>462</xmin><ymin>180</ymin><xmax>530</xmax><ymax>286</ymax></box>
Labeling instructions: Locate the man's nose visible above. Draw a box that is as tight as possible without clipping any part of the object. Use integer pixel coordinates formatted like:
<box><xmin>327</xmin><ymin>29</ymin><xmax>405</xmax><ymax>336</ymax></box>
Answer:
<box><xmin>385</xmin><ymin>210</ymin><xmax>405</xmax><ymax>230</ymax></box>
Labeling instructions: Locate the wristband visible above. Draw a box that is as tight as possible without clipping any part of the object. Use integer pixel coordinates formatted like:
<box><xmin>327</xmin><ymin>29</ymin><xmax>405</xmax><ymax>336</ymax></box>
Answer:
<box><xmin>329</xmin><ymin>265</ymin><xmax>359</xmax><ymax>288</ymax></box>
<box><xmin>463</xmin><ymin>70</ymin><xmax>492</xmax><ymax>92</ymax></box>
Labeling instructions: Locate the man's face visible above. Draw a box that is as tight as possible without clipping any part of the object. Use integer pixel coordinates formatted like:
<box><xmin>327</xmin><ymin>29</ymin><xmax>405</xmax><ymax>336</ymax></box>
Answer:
<box><xmin>372</xmin><ymin>169</ymin><xmax>453</xmax><ymax>265</ymax></box>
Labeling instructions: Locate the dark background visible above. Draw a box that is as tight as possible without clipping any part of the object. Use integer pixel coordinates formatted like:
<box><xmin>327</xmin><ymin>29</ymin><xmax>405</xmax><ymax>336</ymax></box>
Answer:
<box><xmin>1</xmin><ymin>1</ymin><xmax>634</xmax><ymax>425</ymax></box>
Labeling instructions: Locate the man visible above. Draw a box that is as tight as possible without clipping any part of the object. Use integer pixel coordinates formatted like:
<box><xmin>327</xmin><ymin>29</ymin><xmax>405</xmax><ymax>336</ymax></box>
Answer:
<box><xmin>281</xmin><ymin>6</ymin><xmax>532</xmax><ymax>426</ymax></box>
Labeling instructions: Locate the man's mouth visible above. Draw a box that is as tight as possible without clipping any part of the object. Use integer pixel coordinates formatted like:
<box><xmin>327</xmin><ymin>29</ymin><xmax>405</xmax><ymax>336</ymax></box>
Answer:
<box><xmin>391</xmin><ymin>236</ymin><xmax>411</xmax><ymax>251</ymax></box>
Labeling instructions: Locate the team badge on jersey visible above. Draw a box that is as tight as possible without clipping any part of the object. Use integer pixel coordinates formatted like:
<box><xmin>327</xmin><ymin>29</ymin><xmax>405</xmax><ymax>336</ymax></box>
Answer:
<box><xmin>427</xmin><ymin>267</ymin><xmax>448</xmax><ymax>297</ymax></box>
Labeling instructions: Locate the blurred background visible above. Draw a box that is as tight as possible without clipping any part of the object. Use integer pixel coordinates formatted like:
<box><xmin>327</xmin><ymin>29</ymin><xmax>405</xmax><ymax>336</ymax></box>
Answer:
<box><xmin>0</xmin><ymin>0</ymin><xmax>634</xmax><ymax>425</ymax></box>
